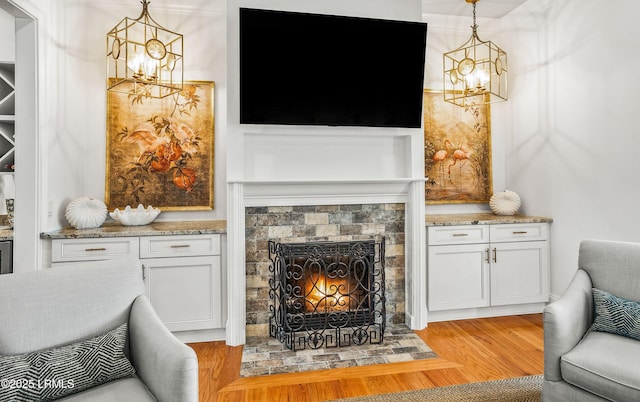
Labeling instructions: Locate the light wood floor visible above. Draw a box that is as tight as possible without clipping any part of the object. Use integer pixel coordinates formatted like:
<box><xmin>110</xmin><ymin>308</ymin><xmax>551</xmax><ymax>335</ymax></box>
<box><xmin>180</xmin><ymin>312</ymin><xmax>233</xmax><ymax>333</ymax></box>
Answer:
<box><xmin>189</xmin><ymin>314</ymin><xmax>543</xmax><ymax>402</ymax></box>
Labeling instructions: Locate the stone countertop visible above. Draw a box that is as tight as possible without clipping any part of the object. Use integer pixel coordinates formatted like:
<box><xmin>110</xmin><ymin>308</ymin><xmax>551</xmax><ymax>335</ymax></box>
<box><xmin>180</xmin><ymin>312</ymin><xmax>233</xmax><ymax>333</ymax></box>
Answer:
<box><xmin>40</xmin><ymin>220</ymin><xmax>227</xmax><ymax>239</ymax></box>
<box><xmin>426</xmin><ymin>213</ymin><xmax>553</xmax><ymax>226</ymax></box>
<box><xmin>0</xmin><ymin>228</ymin><xmax>12</xmax><ymax>241</ymax></box>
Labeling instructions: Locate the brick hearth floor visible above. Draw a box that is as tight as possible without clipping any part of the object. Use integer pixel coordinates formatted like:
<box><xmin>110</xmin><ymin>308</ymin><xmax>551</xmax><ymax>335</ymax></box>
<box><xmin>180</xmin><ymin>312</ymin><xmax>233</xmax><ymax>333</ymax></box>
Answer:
<box><xmin>240</xmin><ymin>325</ymin><xmax>437</xmax><ymax>377</ymax></box>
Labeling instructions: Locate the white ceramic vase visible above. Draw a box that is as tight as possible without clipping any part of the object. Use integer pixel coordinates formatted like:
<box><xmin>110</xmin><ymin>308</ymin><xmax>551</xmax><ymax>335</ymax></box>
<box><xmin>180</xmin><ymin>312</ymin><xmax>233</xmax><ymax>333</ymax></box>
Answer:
<box><xmin>65</xmin><ymin>197</ymin><xmax>108</xmax><ymax>229</ymax></box>
<box><xmin>489</xmin><ymin>190</ymin><xmax>522</xmax><ymax>216</ymax></box>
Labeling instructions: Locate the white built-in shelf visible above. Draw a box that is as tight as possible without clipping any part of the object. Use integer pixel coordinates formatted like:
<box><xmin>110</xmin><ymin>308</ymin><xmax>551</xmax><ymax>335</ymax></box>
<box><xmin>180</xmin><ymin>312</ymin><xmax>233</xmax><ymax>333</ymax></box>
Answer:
<box><xmin>0</xmin><ymin>63</ymin><xmax>15</xmax><ymax>173</ymax></box>
<box><xmin>230</xmin><ymin>178</ymin><xmax>427</xmax><ymax>185</ymax></box>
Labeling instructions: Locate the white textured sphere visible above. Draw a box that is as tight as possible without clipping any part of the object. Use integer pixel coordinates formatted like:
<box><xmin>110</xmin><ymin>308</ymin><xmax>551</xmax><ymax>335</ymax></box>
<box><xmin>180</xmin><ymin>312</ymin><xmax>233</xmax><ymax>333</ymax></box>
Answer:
<box><xmin>65</xmin><ymin>197</ymin><xmax>108</xmax><ymax>229</ymax></box>
<box><xmin>490</xmin><ymin>190</ymin><xmax>522</xmax><ymax>216</ymax></box>
<box><xmin>109</xmin><ymin>204</ymin><xmax>161</xmax><ymax>226</ymax></box>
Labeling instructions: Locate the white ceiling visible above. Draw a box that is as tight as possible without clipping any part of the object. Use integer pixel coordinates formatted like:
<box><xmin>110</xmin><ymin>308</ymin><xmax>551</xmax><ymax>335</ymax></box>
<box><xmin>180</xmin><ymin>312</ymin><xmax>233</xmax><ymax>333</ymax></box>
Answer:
<box><xmin>422</xmin><ymin>0</ymin><xmax>527</xmax><ymax>18</ymax></box>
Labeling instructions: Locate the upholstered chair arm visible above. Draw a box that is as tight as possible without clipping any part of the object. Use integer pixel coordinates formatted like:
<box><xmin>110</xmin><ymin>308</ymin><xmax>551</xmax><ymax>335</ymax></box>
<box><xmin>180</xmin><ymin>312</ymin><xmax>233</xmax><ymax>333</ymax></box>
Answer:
<box><xmin>543</xmin><ymin>269</ymin><xmax>593</xmax><ymax>381</ymax></box>
<box><xmin>128</xmin><ymin>295</ymin><xmax>198</xmax><ymax>402</ymax></box>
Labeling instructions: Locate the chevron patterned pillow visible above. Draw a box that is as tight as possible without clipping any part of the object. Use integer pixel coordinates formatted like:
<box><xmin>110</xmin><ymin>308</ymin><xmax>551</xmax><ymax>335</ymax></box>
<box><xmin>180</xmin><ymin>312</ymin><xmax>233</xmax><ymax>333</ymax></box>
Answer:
<box><xmin>0</xmin><ymin>323</ymin><xmax>135</xmax><ymax>401</ymax></box>
<box><xmin>592</xmin><ymin>288</ymin><xmax>640</xmax><ymax>341</ymax></box>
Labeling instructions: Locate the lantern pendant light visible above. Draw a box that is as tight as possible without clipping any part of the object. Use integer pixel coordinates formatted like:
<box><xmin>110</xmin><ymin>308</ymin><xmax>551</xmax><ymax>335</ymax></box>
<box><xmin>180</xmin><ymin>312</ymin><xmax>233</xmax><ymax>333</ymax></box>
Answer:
<box><xmin>443</xmin><ymin>0</ymin><xmax>507</xmax><ymax>107</ymax></box>
<box><xmin>107</xmin><ymin>0</ymin><xmax>183</xmax><ymax>98</ymax></box>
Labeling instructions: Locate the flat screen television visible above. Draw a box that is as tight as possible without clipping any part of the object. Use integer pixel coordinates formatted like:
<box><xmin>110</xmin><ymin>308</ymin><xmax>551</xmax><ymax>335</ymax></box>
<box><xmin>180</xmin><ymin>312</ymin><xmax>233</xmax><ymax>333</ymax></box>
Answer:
<box><xmin>239</xmin><ymin>8</ymin><xmax>428</xmax><ymax>128</ymax></box>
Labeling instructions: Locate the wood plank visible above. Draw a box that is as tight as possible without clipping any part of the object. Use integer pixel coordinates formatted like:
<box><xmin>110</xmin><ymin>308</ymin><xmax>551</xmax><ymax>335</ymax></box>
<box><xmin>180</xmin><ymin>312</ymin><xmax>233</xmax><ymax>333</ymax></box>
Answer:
<box><xmin>191</xmin><ymin>314</ymin><xmax>544</xmax><ymax>402</ymax></box>
<box><xmin>222</xmin><ymin>358</ymin><xmax>461</xmax><ymax>391</ymax></box>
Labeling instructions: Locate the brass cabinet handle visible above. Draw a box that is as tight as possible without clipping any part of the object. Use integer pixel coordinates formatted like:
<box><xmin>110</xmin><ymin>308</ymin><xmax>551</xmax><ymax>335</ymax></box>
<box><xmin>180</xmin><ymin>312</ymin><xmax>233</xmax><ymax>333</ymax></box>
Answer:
<box><xmin>485</xmin><ymin>248</ymin><xmax>490</xmax><ymax>263</ymax></box>
<box><xmin>170</xmin><ymin>244</ymin><xmax>191</xmax><ymax>248</ymax></box>
<box><xmin>492</xmin><ymin>248</ymin><xmax>497</xmax><ymax>263</ymax></box>
<box><xmin>84</xmin><ymin>247</ymin><xmax>107</xmax><ymax>252</ymax></box>
<box><xmin>512</xmin><ymin>231</ymin><xmax>528</xmax><ymax>235</ymax></box>
<box><xmin>452</xmin><ymin>233</ymin><xmax>468</xmax><ymax>237</ymax></box>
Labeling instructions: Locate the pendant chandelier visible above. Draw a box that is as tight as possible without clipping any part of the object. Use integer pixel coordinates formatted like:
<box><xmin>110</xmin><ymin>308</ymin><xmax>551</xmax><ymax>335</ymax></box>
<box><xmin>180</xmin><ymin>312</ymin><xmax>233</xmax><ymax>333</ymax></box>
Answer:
<box><xmin>106</xmin><ymin>0</ymin><xmax>183</xmax><ymax>98</ymax></box>
<box><xmin>443</xmin><ymin>0</ymin><xmax>507</xmax><ymax>107</ymax></box>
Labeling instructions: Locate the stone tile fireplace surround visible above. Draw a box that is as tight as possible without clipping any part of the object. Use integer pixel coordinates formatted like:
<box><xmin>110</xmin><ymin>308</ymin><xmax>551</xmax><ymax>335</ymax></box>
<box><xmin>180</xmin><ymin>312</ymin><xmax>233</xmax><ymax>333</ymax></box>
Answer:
<box><xmin>225</xmin><ymin>178</ymin><xmax>428</xmax><ymax>346</ymax></box>
<box><xmin>244</xmin><ymin>203</ymin><xmax>406</xmax><ymax>338</ymax></box>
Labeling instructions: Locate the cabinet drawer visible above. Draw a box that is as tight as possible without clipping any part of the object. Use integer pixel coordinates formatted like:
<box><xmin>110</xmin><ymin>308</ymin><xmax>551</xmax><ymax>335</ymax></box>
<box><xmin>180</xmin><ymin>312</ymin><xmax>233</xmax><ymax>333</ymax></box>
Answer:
<box><xmin>490</xmin><ymin>223</ymin><xmax>548</xmax><ymax>243</ymax></box>
<box><xmin>428</xmin><ymin>225</ymin><xmax>489</xmax><ymax>245</ymax></box>
<box><xmin>140</xmin><ymin>234</ymin><xmax>220</xmax><ymax>258</ymax></box>
<box><xmin>52</xmin><ymin>237</ymin><xmax>139</xmax><ymax>262</ymax></box>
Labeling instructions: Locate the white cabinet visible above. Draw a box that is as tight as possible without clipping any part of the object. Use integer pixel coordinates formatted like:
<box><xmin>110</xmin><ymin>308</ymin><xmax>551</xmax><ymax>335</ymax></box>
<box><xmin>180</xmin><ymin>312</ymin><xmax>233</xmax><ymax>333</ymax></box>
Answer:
<box><xmin>51</xmin><ymin>234</ymin><xmax>223</xmax><ymax>334</ymax></box>
<box><xmin>490</xmin><ymin>240</ymin><xmax>548</xmax><ymax>306</ymax></box>
<box><xmin>427</xmin><ymin>222</ymin><xmax>550</xmax><ymax>319</ymax></box>
<box><xmin>428</xmin><ymin>243</ymin><xmax>490</xmax><ymax>311</ymax></box>
<box><xmin>139</xmin><ymin>235</ymin><xmax>222</xmax><ymax>332</ymax></box>
<box><xmin>142</xmin><ymin>256</ymin><xmax>222</xmax><ymax>332</ymax></box>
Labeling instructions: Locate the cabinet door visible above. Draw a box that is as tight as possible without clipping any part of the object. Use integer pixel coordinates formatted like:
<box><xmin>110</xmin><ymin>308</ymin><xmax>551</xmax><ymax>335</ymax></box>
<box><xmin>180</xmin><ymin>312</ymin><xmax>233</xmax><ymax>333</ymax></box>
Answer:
<box><xmin>428</xmin><ymin>243</ymin><xmax>490</xmax><ymax>311</ymax></box>
<box><xmin>490</xmin><ymin>241</ymin><xmax>549</xmax><ymax>306</ymax></box>
<box><xmin>142</xmin><ymin>256</ymin><xmax>222</xmax><ymax>331</ymax></box>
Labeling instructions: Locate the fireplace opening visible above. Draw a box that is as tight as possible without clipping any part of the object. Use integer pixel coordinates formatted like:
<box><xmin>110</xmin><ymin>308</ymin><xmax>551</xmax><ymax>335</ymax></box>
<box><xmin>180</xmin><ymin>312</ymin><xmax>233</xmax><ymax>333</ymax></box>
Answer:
<box><xmin>269</xmin><ymin>239</ymin><xmax>386</xmax><ymax>350</ymax></box>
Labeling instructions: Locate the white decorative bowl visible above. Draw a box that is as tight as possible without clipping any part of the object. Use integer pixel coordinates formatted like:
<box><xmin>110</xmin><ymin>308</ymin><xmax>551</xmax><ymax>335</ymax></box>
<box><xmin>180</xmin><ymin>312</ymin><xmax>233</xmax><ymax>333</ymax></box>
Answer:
<box><xmin>65</xmin><ymin>197</ymin><xmax>108</xmax><ymax>229</ymax></box>
<box><xmin>489</xmin><ymin>190</ymin><xmax>522</xmax><ymax>216</ymax></box>
<box><xmin>109</xmin><ymin>204</ymin><xmax>161</xmax><ymax>226</ymax></box>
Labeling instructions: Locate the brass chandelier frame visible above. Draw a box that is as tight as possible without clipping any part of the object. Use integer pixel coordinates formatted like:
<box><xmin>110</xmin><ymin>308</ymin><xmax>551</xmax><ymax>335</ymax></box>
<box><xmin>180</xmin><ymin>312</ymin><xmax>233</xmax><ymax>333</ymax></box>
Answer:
<box><xmin>443</xmin><ymin>0</ymin><xmax>508</xmax><ymax>107</ymax></box>
<box><xmin>107</xmin><ymin>0</ymin><xmax>183</xmax><ymax>98</ymax></box>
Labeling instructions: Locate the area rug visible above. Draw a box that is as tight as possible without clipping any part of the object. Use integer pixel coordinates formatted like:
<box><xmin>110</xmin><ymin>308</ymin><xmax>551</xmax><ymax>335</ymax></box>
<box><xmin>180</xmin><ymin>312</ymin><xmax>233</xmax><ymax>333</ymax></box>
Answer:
<box><xmin>326</xmin><ymin>374</ymin><xmax>543</xmax><ymax>402</ymax></box>
<box><xmin>241</xmin><ymin>325</ymin><xmax>437</xmax><ymax>377</ymax></box>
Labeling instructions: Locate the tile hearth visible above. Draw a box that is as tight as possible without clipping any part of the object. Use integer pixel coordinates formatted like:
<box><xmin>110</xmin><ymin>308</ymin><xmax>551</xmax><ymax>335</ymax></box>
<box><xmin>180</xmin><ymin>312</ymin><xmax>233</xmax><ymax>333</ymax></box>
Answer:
<box><xmin>240</xmin><ymin>325</ymin><xmax>436</xmax><ymax>377</ymax></box>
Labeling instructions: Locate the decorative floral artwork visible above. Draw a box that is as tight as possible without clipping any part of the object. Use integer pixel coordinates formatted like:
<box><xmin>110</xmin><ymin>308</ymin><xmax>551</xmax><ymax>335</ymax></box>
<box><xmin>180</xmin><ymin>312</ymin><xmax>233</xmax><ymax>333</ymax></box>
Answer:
<box><xmin>106</xmin><ymin>81</ymin><xmax>214</xmax><ymax>211</ymax></box>
<box><xmin>423</xmin><ymin>90</ymin><xmax>492</xmax><ymax>204</ymax></box>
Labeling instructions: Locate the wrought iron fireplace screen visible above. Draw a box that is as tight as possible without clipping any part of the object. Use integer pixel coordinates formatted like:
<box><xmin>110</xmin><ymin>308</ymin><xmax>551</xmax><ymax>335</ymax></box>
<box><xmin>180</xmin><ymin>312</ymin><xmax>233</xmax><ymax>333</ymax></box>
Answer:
<box><xmin>269</xmin><ymin>239</ymin><xmax>386</xmax><ymax>351</ymax></box>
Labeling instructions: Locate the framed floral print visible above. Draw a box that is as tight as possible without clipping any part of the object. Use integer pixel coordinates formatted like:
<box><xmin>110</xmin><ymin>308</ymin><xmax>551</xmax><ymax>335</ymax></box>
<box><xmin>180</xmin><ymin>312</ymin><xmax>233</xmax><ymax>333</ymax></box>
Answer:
<box><xmin>106</xmin><ymin>81</ymin><xmax>214</xmax><ymax>211</ymax></box>
<box><xmin>423</xmin><ymin>89</ymin><xmax>493</xmax><ymax>204</ymax></box>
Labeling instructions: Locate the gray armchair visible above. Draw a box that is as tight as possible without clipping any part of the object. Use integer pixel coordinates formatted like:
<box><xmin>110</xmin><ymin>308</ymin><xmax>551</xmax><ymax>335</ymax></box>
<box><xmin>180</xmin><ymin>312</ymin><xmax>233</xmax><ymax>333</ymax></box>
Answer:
<box><xmin>0</xmin><ymin>257</ymin><xmax>198</xmax><ymax>402</ymax></box>
<box><xmin>543</xmin><ymin>240</ymin><xmax>640</xmax><ymax>401</ymax></box>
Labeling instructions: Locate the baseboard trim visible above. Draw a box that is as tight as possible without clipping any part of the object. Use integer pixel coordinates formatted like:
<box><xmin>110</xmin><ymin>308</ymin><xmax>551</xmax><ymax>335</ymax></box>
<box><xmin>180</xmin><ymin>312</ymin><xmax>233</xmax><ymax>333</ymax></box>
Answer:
<box><xmin>426</xmin><ymin>303</ymin><xmax>546</xmax><ymax>323</ymax></box>
<box><xmin>174</xmin><ymin>328</ymin><xmax>226</xmax><ymax>344</ymax></box>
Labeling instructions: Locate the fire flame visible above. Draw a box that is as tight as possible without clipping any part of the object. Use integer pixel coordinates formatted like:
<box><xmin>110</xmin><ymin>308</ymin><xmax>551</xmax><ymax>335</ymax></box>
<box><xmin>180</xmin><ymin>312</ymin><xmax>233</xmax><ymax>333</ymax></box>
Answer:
<box><xmin>305</xmin><ymin>276</ymin><xmax>355</xmax><ymax>313</ymax></box>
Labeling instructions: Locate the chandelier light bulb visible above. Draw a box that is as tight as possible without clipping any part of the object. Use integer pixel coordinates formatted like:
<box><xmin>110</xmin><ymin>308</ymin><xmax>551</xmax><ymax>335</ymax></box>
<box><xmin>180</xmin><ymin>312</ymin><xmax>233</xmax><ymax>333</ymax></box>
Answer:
<box><xmin>143</xmin><ymin>58</ymin><xmax>158</xmax><ymax>80</ymax></box>
<box><xmin>127</xmin><ymin>48</ymin><xmax>145</xmax><ymax>76</ymax></box>
<box><xmin>464</xmin><ymin>68</ymin><xmax>489</xmax><ymax>92</ymax></box>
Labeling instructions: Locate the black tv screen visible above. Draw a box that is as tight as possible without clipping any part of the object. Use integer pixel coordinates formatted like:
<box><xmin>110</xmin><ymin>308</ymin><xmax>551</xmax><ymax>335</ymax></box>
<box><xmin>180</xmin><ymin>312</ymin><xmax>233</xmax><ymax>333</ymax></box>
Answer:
<box><xmin>239</xmin><ymin>8</ymin><xmax>427</xmax><ymax>128</ymax></box>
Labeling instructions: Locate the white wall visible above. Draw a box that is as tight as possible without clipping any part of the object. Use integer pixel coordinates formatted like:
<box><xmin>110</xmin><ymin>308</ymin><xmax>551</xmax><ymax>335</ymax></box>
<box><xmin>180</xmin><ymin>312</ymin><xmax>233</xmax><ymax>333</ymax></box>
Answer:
<box><xmin>0</xmin><ymin>8</ymin><xmax>14</xmax><ymax>61</ymax></box>
<box><xmin>503</xmin><ymin>0</ymin><xmax>640</xmax><ymax>297</ymax></box>
<box><xmin>45</xmin><ymin>0</ymin><xmax>227</xmax><ymax>232</ymax></box>
<box><xmin>0</xmin><ymin>8</ymin><xmax>15</xmax><ymax>215</ymax></box>
<box><xmin>422</xmin><ymin>12</ymin><xmax>509</xmax><ymax>215</ymax></box>
<box><xmin>0</xmin><ymin>0</ymin><xmax>51</xmax><ymax>271</ymax></box>
<box><xmin>424</xmin><ymin>0</ymin><xmax>640</xmax><ymax>299</ymax></box>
